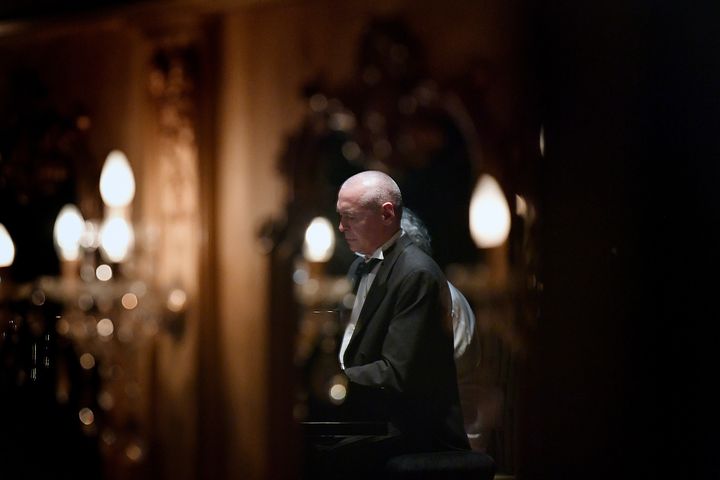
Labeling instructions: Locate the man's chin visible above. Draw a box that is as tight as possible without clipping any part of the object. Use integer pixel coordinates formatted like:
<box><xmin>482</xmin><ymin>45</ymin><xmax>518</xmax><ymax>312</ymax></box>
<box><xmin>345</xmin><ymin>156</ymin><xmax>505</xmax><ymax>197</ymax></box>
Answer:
<box><xmin>345</xmin><ymin>240</ymin><xmax>368</xmax><ymax>254</ymax></box>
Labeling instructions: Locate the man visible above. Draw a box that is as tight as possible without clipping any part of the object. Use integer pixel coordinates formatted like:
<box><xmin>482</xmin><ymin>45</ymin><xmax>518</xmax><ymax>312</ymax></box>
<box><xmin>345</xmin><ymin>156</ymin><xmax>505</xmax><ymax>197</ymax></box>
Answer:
<box><xmin>315</xmin><ymin>170</ymin><xmax>468</xmax><ymax>478</ymax></box>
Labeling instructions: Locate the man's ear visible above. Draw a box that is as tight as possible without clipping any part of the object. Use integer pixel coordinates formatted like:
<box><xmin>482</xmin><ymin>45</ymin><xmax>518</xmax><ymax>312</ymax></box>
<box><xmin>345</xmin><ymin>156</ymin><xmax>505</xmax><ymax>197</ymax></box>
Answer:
<box><xmin>381</xmin><ymin>202</ymin><xmax>395</xmax><ymax>223</ymax></box>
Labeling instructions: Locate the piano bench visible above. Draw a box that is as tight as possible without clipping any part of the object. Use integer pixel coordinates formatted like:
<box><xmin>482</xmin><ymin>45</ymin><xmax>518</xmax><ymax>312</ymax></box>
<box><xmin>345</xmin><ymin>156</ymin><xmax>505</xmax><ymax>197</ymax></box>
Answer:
<box><xmin>384</xmin><ymin>450</ymin><xmax>496</xmax><ymax>480</ymax></box>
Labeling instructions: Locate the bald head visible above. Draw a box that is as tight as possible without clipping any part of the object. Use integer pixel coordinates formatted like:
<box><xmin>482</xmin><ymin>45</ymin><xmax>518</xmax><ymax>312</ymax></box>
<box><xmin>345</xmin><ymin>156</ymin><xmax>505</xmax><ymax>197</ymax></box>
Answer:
<box><xmin>336</xmin><ymin>171</ymin><xmax>403</xmax><ymax>254</ymax></box>
<box><xmin>340</xmin><ymin>171</ymin><xmax>403</xmax><ymax>219</ymax></box>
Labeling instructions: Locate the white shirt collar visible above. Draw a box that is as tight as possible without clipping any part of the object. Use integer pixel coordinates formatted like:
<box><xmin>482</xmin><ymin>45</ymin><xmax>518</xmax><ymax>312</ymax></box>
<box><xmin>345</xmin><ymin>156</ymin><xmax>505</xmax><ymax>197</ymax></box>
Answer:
<box><xmin>356</xmin><ymin>229</ymin><xmax>403</xmax><ymax>262</ymax></box>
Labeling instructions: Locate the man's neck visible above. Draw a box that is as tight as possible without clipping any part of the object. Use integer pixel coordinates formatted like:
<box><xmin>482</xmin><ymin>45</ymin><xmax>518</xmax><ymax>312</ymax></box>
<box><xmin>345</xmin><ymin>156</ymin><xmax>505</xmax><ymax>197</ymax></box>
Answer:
<box><xmin>359</xmin><ymin>229</ymin><xmax>402</xmax><ymax>260</ymax></box>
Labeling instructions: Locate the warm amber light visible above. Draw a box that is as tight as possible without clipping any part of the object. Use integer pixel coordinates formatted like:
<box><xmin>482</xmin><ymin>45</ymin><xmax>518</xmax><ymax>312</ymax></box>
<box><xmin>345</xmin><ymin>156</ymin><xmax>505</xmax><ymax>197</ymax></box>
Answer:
<box><xmin>329</xmin><ymin>383</ymin><xmax>347</xmax><ymax>403</ymax></box>
<box><xmin>53</xmin><ymin>204</ymin><xmax>85</xmax><ymax>261</ymax></box>
<box><xmin>303</xmin><ymin>217</ymin><xmax>335</xmax><ymax>262</ymax></box>
<box><xmin>97</xmin><ymin>318</ymin><xmax>114</xmax><ymax>337</ymax></box>
<box><xmin>328</xmin><ymin>374</ymin><xmax>348</xmax><ymax>405</ymax></box>
<box><xmin>98</xmin><ymin>391</ymin><xmax>114</xmax><ymax>411</ymax></box>
<box><xmin>0</xmin><ymin>223</ymin><xmax>15</xmax><ymax>267</ymax></box>
<box><xmin>469</xmin><ymin>174</ymin><xmax>511</xmax><ymax>248</ymax></box>
<box><xmin>79</xmin><ymin>407</ymin><xmax>95</xmax><ymax>426</ymax></box>
<box><xmin>96</xmin><ymin>264</ymin><xmax>113</xmax><ymax>281</ymax></box>
<box><xmin>99</xmin><ymin>216</ymin><xmax>134</xmax><ymax>262</ymax></box>
<box><xmin>80</xmin><ymin>220</ymin><xmax>100</xmax><ymax>250</ymax></box>
<box><xmin>126</xmin><ymin>443</ymin><xmax>143</xmax><ymax>462</ymax></box>
<box><xmin>79</xmin><ymin>353</ymin><xmax>96</xmax><ymax>370</ymax></box>
<box><xmin>167</xmin><ymin>288</ymin><xmax>187</xmax><ymax>313</ymax></box>
<box><xmin>121</xmin><ymin>293</ymin><xmax>138</xmax><ymax>310</ymax></box>
<box><xmin>100</xmin><ymin>150</ymin><xmax>135</xmax><ymax>208</ymax></box>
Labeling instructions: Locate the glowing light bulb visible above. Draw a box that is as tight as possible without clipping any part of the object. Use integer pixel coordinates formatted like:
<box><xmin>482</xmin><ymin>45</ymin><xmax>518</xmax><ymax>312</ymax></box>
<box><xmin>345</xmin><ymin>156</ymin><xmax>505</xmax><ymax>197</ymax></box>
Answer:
<box><xmin>100</xmin><ymin>150</ymin><xmax>135</xmax><ymax>208</ymax></box>
<box><xmin>53</xmin><ymin>204</ymin><xmax>86</xmax><ymax>261</ymax></box>
<box><xmin>303</xmin><ymin>217</ymin><xmax>335</xmax><ymax>262</ymax></box>
<box><xmin>469</xmin><ymin>174</ymin><xmax>511</xmax><ymax>248</ymax></box>
<box><xmin>99</xmin><ymin>216</ymin><xmax>134</xmax><ymax>263</ymax></box>
<box><xmin>0</xmin><ymin>223</ymin><xmax>15</xmax><ymax>267</ymax></box>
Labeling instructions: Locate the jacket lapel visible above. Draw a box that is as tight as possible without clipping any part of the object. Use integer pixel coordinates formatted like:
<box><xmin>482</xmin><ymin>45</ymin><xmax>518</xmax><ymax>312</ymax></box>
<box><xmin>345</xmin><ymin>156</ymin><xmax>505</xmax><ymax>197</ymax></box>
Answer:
<box><xmin>345</xmin><ymin>235</ymin><xmax>412</xmax><ymax>358</ymax></box>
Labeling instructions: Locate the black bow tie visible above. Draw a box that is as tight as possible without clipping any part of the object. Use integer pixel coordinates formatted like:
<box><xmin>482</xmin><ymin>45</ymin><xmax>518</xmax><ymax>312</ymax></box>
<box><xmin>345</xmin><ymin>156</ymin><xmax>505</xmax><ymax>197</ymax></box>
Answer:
<box><xmin>353</xmin><ymin>258</ymin><xmax>381</xmax><ymax>293</ymax></box>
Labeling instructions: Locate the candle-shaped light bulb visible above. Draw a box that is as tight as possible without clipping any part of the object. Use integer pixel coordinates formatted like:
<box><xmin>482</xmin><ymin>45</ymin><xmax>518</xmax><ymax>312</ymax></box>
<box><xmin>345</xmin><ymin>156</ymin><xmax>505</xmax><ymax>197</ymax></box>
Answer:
<box><xmin>0</xmin><ymin>223</ymin><xmax>15</xmax><ymax>267</ymax></box>
<box><xmin>303</xmin><ymin>217</ymin><xmax>335</xmax><ymax>263</ymax></box>
<box><xmin>99</xmin><ymin>216</ymin><xmax>134</xmax><ymax>263</ymax></box>
<box><xmin>469</xmin><ymin>174</ymin><xmax>511</xmax><ymax>248</ymax></box>
<box><xmin>53</xmin><ymin>204</ymin><xmax>86</xmax><ymax>261</ymax></box>
<box><xmin>100</xmin><ymin>150</ymin><xmax>135</xmax><ymax>208</ymax></box>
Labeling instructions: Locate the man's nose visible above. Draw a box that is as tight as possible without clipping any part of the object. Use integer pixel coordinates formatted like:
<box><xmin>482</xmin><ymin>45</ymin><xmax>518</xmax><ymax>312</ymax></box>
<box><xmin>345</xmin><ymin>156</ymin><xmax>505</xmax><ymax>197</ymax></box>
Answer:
<box><xmin>338</xmin><ymin>221</ymin><xmax>346</xmax><ymax>232</ymax></box>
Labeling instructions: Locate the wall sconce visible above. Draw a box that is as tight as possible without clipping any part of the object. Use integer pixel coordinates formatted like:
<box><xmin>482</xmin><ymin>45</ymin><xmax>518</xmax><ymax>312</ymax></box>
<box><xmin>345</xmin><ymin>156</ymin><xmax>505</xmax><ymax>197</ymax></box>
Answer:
<box><xmin>293</xmin><ymin>216</ymin><xmax>352</xmax><ymax>415</ymax></box>
<box><xmin>34</xmin><ymin>149</ymin><xmax>180</xmax><ymax>468</ymax></box>
<box><xmin>52</xmin><ymin>150</ymin><xmax>138</xmax><ymax>280</ymax></box>
<box><xmin>447</xmin><ymin>171</ymin><xmax>519</xmax><ymax>341</ymax></box>
<box><xmin>441</xmin><ymin>172</ymin><xmax>524</xmax><ymax>458</ymax></box>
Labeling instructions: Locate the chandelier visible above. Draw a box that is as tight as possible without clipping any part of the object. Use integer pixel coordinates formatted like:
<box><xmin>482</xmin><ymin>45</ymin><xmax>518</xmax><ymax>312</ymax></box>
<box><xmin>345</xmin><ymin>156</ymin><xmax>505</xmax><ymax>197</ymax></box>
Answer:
<box><xmin>0</xmin><ymin>149</ymin><xmax>184</xmax><ymax>476</ymax></box>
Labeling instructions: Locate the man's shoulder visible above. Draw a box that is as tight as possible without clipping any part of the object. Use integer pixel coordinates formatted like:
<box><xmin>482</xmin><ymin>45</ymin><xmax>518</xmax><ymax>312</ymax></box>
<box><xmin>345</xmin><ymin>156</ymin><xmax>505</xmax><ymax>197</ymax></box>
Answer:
<box><xmin>394</xmin><ymin>242</ymin><xmax>446</xmax><ymax>279</ymax></box>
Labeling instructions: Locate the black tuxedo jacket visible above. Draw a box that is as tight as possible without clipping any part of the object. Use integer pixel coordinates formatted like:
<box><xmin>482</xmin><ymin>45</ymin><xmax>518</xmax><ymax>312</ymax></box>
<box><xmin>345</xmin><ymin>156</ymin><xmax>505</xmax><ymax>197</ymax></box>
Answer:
<box><xmin>342</xmin><ymin>234</ymin><xmax>470</xmax><ymax>451</ymax></box>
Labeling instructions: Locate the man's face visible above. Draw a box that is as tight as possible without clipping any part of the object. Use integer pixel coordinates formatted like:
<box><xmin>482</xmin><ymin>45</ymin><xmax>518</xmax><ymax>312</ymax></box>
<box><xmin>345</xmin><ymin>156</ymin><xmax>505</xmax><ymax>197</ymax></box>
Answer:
<box><xmin>336</xmin><ymin>184</ymin><xmax>387</xmax><ymax>255</ymax></box>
